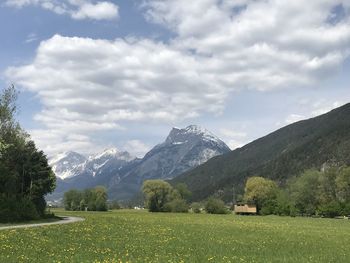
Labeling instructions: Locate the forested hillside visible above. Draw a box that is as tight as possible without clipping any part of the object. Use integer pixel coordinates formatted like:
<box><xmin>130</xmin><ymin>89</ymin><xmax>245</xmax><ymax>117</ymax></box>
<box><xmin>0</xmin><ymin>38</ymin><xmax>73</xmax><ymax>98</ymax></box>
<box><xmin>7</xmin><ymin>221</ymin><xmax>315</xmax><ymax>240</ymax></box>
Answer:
<box><xmin>173</xmin><ymin>103</ymin><xmax>350</xmax><ymax>201</ymax></box>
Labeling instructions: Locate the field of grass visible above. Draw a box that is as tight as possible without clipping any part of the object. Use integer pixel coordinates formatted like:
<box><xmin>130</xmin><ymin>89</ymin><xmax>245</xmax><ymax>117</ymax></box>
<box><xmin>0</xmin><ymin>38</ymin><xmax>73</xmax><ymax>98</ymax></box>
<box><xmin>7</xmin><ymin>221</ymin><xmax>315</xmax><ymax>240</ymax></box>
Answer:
<box><xmin>1</xmin><ymin>209</ymin><xmax>350</xmax><ymax>262</ymax></box>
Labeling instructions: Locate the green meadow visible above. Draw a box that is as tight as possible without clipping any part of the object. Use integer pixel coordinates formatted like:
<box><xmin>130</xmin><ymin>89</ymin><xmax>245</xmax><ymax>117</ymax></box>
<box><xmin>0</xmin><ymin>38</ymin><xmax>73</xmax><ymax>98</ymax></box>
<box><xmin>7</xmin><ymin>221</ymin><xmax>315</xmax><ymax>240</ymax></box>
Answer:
<box><xmin>1</xmin><ymin>209</ymin><xmax>350</xmax><ymax>263</ymax></box>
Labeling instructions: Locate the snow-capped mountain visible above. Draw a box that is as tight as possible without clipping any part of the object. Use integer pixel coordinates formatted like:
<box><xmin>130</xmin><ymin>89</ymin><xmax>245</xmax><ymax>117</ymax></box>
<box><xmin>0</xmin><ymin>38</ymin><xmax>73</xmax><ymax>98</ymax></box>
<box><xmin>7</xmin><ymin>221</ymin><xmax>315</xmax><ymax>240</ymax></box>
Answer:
<box><xmin>83</xmin><ymin>148</ymin><xmax>136</xmax><ymax>177</ymax></box>
<box><xmin>50</xmin><ymin>148</ymin><xmax>135</xmax><ymax>179</ymax></box>
<box><xmin>49</xmin><ymin>151</ymin><xmax>87</xmax><ymax>179</ymax></box>
<box><xmin>48</xmin><ymin>125</ymin><xmax>231</xmax><ymax>201</ymax></box>
<box><xmin>49</xmin><ymin>148</ymin><xmax>138</xmax><ymax>200</ymax></box>
<box><xmin>108</xmin><ymin>125</ymin><xmax>231</xmax><ymax>200</ymax></box>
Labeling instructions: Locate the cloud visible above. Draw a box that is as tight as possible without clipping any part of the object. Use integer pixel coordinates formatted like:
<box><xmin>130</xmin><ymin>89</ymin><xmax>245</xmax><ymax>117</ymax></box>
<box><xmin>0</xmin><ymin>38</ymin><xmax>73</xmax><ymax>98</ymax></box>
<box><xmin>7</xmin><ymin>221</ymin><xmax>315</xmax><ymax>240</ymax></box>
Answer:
<box><xmin>72</xmin><ymin>2</ymin><xmax>118</xmax><ymax>20</ymax></box>
<box><xmin>219</xmin><ymin>128</ymin><xmax>247</xmax><ymax>150</ymax></box>
<box><xmin>285</xmin><ymin>114</ymin><xmax>306</xmax><ymax>124</ymax></box>
<box><xmin>4</xmin><ymin>0</ymin><xmax>119</xmax><ymax>20</ymax></box>
<box><xmin>25</xmin><ymin>33</ymin><xmax>38</xmax><ymax>43</ymax></box>
<box><xmin>283</xmin><ymin>100</ymin><xmax>346</xmax><ymax>126</ymax></box>
<box><xmin>122</xmin><ymin>140</ymin><xmax>151</xmax><ymax>158</ymax></box>
<box><xmin>29</xmin><ymin>129</ymin><xmax>97</xmax><ymax>157</ymax></box>
<box><xmin>311</xmin><ymin>100</ymin><xmax>345</xmax><ymax>116</ymax></box>
<box><xmin>6</xmin><ymin>0</ymin><xmax>350</xmax><ymax>155</ymax></box>
<box><xmin>219</xmin><ymin>128</ymin><xmax>247</xmax><ymax>139</ymax></box>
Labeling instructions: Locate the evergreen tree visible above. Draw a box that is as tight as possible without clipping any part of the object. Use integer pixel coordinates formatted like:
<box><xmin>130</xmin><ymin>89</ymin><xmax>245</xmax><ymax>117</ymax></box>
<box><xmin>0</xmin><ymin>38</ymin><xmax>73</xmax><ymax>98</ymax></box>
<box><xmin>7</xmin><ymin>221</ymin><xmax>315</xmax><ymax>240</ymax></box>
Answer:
<box><xmin>0</xmin><ymin>85</ymin><xmax>56</xmax><ymax>222</ymax></box>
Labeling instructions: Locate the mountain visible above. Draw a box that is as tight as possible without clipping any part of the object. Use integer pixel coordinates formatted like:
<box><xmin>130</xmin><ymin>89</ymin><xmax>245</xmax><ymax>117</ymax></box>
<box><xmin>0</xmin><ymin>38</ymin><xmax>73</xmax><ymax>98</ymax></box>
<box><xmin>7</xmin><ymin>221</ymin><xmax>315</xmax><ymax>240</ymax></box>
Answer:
<box><xmin>49</xmin><ymin>125</ymin><xmax>231</xmax><ymax>201</ymax></box>
<box><xmin>172</xmin><ymin>103</ymin><xmax>350</xmax><ymax>201</ymax></box>
<box><xmin>49</xmin><ymin>148</ymin><xmax>137</xmax><ymax>200</ymax></box>
<box><xmin>50</xmin><ymin>151</ymin><xmax>87</xmax><ymax>179</ymax></box>
<box><xmin>108</xmin><ymin>125</ymin><xmax>231</xmax><ymax>200</ymax></box>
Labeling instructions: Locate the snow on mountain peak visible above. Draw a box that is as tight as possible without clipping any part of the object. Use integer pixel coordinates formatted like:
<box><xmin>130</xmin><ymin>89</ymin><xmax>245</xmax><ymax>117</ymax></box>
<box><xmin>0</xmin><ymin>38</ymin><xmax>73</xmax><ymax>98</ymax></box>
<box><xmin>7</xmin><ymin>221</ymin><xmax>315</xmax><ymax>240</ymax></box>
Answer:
<box><xmin>49</xmin><ymin>151</ymin><xmax>87</xmax><ymax>179</ymax></box>
<box><xmin>90</xmin><ymin>148</ymin><xmax>135</xmax><ymax>162</ymax></box>
<box><xmin>166</xmin><ymin>125</ymin><xmax>223</xmax><ymax>145</ymax></box>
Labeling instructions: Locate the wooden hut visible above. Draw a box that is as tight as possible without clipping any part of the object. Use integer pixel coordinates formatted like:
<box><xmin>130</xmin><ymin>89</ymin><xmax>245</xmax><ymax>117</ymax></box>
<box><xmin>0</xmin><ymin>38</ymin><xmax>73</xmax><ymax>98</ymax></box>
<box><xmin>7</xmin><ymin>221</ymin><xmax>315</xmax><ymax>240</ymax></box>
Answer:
<box><xmin>234</xmin><ymin>204</ymin><xmax>257</xmax><ymax>215</ymax></box>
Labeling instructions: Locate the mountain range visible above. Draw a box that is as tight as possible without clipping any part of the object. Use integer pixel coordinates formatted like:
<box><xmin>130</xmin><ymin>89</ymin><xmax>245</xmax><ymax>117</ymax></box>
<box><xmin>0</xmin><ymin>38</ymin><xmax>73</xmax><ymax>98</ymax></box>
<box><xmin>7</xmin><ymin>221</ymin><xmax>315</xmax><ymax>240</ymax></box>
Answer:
<box><xmin>172</xmin><ymin>103</ymin><xmax>350</xmax><ymax>201</ymax></box>
<box><xmin>49</xmin><ymin>125</ymin><xmax>231</xmax><ymax>201</ymax></box>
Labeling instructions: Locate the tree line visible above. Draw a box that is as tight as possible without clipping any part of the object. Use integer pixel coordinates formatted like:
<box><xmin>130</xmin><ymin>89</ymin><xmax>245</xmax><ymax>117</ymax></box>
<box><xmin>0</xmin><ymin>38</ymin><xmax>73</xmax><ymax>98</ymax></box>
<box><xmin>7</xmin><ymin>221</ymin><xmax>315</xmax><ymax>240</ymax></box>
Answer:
<box><xmin>64</xmin><ymin>186</ymin><xmax>108</xmax><ymax>211</ymax></box>
<box><xmin>0</xmin><ymin>86</ymin><xmax>56</xmax><ymax>222</ymax></box>
<box><xmin>142</xmin><ymin>180</ymin><xmax>230</xmax><ymax>214</ymax></box>
<box><xmin>142</xmin><ymin>166</ymin><xmax>350</xmax><ymax>218</ymax></box>
<box><xmin>243</xmin><ymin>166</ymin><xmax>350</xmax><ymax>217</ymax></box>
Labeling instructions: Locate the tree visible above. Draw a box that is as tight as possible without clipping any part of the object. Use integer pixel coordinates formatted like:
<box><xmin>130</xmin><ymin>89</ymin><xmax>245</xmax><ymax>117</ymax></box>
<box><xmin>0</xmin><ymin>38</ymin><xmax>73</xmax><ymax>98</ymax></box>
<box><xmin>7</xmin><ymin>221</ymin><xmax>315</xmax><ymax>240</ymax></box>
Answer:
<box><xmin>63</xmin><ymin>187</ymin><xmax>108</xmax><ymax>211</ymax></box>
<box><xmin>64</xmin><ymin>190</ymin><xmax>82</xmax><ymax>211</ymax></box>
<box><xmin>244</xmin><ymin>177</ymin><xmax>278</xmax><ymax>214</ymax></box>
<box><xmin>336</xmin><ymin>167</ymin><xmax>350</xmax><ymax>203</ymax></box>
<box><xmin>164</xmin><ymin>198</ymin><xmax>189</xmax><ymax>213</ymax></box>
<box><xmin>318</xmin><ymin>167</ymin><xmax>338</xmax><ymax>205</ymax></box>
<box><xmin>205</xmin><ymin>197</ymin><xmax>229</xmax><ymax>214</ymax></box>
<box><xmin>174</xmin><ymin>183</ymin><xmax>192</xmax><ymax>202</ymax></box>
<box><xmin>142</xmin><ymin>180</ymin><xmax>173</xmax><ymax>212</ymax></box>
<box><xmin>288</xmin><ymin>170</ymin><xmax>320</xmax><ymax>215</ymax></box>
<box><xmin>94</xmin><ymin>186</ymin><xmax>108</xmax><ymax>211</ymax></box>
<box><xmin>0</xmin><ymin>85</ymin><xmax>56</xmax><ymax>222</ymax></box>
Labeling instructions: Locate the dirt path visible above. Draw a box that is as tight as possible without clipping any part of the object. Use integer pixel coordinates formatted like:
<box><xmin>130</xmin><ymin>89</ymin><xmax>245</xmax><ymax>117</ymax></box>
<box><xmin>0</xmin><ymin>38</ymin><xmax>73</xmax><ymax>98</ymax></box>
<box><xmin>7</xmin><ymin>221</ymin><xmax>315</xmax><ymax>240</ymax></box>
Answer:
<box><xmin>0</xmin><ymin>216</ymin><xmax>85</xmax><ymax>230</ymax></box>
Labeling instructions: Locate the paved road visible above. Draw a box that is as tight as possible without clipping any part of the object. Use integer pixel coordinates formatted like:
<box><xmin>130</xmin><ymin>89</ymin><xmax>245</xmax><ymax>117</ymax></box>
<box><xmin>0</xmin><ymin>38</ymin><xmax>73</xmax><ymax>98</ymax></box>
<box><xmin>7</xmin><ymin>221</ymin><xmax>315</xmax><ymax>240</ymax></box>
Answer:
<box><xmin>0</xmin><ymin>216</ymin><xmax>85</xmax><ymax>230</ymax></box>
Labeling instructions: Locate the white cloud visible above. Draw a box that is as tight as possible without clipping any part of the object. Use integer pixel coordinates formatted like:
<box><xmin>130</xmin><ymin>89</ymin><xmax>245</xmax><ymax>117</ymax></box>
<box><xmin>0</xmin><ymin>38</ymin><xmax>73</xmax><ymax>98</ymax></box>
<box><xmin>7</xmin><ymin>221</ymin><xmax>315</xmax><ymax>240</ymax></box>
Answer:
<box><xmin>25</xmin><ymin>33</ymin><xmax>38</xmax><ymax>43</ymax></box>
<box><xmin>227</xmin><ymin>139</ymin><xmax>245</xmax><ymax>150</ymax></box>
<box><xmin>283</xmin><ymin>100</ymin><xmax>346</xmax><ymax>126</ymax></box>
<box><xmin>72</xmin><ymin>2</ymin><xmax>118</xmax><ymax>20</ymax></box>
<box><xmin>219</xmin><ymin>128</ymin><xmax>247</xmax><ymax>138</ymax></box>
<box><xmin>218</xmin><ymin>128</ymin><xmax>248</xmax><ymax>150</ymax></box>
<box><xmin>29</xmin><ymin>129</ymin><xmax>97</xmax><ymax>157</ymax></box>
<box><xmin>122</xmin><ymin>140</ymin><xmax>151</xmax><ymax>158</ymax></box>
<box><xmin>311</xmin><ymin>100</ymin><xmax>345</xmax><ymax>116</ymax></box>
<box><xmin>5</xmin><ymin>0</ymin><xmax>119</xmax><ymax>20</ymax></box>
<box><xmin>285</xmin><ymin>114</ymin><xmax>306</xmax><ymax>124</ymax></box>
<box><xmin>6</xmin><ymin>0</ymin><xmax>350</xmax><ymax>155</ymax></box>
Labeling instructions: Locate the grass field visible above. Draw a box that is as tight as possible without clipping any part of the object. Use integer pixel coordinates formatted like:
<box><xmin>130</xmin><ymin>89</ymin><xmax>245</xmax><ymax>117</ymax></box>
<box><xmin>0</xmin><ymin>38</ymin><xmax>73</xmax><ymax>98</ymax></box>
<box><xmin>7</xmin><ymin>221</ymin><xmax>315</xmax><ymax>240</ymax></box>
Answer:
<box><xmin>1</xmin><ymin>209</ymin><xmax>350</xmax><ymax>262</ymax></box>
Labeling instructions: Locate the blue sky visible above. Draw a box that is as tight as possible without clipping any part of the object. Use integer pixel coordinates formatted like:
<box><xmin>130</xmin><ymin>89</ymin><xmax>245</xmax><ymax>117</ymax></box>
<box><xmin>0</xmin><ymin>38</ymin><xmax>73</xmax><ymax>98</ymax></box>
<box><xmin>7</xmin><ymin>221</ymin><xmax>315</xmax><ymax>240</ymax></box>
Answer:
<box><xmin>1</xmin><ymin>0</ymin><xmax>350</xmax><ymax>157</ymax></box>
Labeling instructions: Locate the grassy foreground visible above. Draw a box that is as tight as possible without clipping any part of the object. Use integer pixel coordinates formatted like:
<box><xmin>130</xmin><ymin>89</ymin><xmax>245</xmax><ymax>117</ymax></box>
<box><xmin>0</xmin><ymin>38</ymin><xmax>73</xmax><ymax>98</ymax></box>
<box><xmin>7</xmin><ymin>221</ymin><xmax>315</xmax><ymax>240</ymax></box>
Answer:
<box><xmin>1</xmin><ymin>209</ymin><xmax>349</xmax><ymax>262</ymax></box>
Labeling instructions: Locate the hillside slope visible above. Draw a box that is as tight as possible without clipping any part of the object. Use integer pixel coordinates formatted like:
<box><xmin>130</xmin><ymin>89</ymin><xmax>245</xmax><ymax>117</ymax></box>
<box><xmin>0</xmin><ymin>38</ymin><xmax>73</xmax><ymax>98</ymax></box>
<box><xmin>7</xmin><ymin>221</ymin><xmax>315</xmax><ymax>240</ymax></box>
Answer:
<box><xmin>108</xmin><ymin>125</ymin><xmax>231</xmax><ymax>200</ymax></box>
<box><xmin>172</xmin><ymin>103</ymin><xmax>350</xmax><ymax>201</ymax></box>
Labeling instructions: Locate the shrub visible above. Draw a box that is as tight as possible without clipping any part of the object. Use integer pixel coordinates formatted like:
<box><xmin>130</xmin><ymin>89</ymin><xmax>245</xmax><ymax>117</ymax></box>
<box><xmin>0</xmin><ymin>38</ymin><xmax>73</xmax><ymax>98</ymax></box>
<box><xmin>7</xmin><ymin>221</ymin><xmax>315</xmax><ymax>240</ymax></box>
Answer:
<box><xmin>191</xmin><ymin>202</ymin><xmax>202</xmax><ymax>213</ymax></box>
<box><xmin>318</xmin><ymin>201</ymin><xmax>342</xmax><ymax>218</ymax></box>
<box><xmin>164</xmin><ymin>199</ymin><xmax>189</xmax><ymax>213</ymax></box>
<box><xmin>205</xmin><ymin>198</ymin><xmax>229</xmax><ymax>214</ymax></box>
<box><xmin>109</xmin><ymin>200</ymin><xmax>121</xmax><ymax>210</ymax></box>
<box><xmin>0</xmin><ymin>196</ymin><xmax>39</xmax><ymax>223</ymax></box>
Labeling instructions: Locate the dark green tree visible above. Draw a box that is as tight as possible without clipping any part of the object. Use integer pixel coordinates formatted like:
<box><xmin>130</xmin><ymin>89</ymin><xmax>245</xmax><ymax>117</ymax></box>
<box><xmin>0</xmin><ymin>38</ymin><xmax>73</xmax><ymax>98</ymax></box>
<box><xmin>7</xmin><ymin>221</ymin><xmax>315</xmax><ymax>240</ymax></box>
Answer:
<box><xmin>142</xmin><ymin>180</ymin><xmax>173</xmax><ymax>212</ymax></box>
<box><xmin>205</xmin><ymin>197</ymin><xmax>229</xmax><ymax>214</ymax></box>
<box><xmin>288</xmin><ymin>170</ymin><xmax>320</xmax><ymax>215</ymax></box>
<box><xmin>0</xmin><ymin>85</ymin><xmax>56</xmax><ymax>222</ymax></box>
<box><xmin>244</xmin><ymin>177</ymin><xmax>278</xmax><ymax>214</ymax></box>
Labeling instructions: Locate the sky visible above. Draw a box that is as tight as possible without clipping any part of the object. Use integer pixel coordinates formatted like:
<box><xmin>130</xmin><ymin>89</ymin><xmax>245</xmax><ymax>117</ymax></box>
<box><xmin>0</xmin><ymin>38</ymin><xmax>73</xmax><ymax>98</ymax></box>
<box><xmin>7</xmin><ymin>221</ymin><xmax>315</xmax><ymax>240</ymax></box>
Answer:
<box><xmin>0</xmin><ymin>0</ymin><xmax>349</xmax><ymax>158</ymax></box>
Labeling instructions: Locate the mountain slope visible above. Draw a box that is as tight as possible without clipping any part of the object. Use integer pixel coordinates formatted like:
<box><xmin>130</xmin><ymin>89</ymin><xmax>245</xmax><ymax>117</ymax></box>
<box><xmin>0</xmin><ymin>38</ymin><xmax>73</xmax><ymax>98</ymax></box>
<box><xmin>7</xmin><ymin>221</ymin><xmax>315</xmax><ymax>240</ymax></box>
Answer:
<box><xmin>48</xmin><ymin>125</ymin><xmax>230</xmax><ymax>201</ymax></box>
<box><xmin>172</xmin><ymin>103</ymin><xmax>350</xmax><ymax>201</ymax></box>
<box><xmin>49</xmin><ymin>148</ymin><xmax>137</xmax><ymax>200</ymax></box>
<box><xmin>108</xmin><ymin>125</ymin><xmax>231</xmax><ymax>200</ymax></box>
<box><xmin>50</xmin><ymin>151</ymin><xmax>87</xmax><ymax>179</ymax></box>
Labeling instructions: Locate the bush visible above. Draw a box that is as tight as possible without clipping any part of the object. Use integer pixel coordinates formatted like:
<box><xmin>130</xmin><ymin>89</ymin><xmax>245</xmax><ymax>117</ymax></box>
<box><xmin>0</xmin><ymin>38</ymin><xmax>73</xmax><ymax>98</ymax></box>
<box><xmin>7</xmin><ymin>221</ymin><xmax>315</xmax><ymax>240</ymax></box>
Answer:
<box><xmin>205</xmin><ymin>198</ymin><xmax>229</xmax><ymax>214</ymax></box>
<box><xmin>318</xmin><ymin>201</ymin><xmax>342</xmax><ymax>218</ymax></box>
<box><xmin>341</xmin><ymin>203</ymin><xmax>350</xmax><ymax>216</ymax></box>
<box><xmin>164</xmin><ymin>199</ymin><xmax>189</xmax><ymax>213</ymax></box>
<box><xmin>0</xmin><ymin>196</ymin><xmax>39</xmax><ymax>223</ymax></box>
<box><xmin>191</xmin><ymin>202</ymin><xmax>202</xmax><ymax>213</ymax></box>
<box><xmin>18</xmin><ymin>197</ymin><xmax>40</xmax><ymax>221</ymax></box>
<box><xmin>109</xmin><ymin>201</ymin><xmax>121</xmax><ymax>210</ymax></box>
